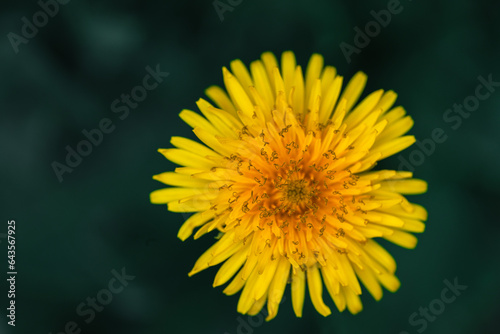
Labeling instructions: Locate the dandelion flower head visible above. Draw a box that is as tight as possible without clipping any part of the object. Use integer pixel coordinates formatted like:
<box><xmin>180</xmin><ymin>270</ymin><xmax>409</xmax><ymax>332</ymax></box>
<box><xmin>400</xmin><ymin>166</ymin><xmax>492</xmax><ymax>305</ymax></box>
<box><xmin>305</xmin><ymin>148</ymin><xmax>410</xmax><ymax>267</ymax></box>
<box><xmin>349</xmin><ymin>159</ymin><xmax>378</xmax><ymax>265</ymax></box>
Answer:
<box><xmin>151</xmin><ymin>51</ymin><xmax>428</xmax><ymax>320</ymax></box>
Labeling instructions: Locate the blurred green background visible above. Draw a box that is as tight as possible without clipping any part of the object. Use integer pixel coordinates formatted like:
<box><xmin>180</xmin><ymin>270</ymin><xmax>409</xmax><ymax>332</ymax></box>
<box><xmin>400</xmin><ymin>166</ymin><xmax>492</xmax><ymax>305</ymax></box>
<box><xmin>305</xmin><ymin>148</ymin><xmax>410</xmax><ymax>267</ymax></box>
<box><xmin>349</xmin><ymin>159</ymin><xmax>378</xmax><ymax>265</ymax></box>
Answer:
<box><xmin>1</xmin><ymin>0</ymin><xmax>499</xmax><ymax>333</ymax></box>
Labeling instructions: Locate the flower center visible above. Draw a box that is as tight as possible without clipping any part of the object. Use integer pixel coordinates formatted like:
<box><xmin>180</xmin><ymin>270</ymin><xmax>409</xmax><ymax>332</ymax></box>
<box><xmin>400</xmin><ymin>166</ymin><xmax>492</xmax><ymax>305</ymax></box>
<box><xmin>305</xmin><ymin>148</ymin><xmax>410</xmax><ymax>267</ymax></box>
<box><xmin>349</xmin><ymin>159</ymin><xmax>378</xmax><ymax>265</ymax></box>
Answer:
<box><xmin>282</xmin><ymin>179</ymin><xmax>310</xmax><ymax>204</ymax></box>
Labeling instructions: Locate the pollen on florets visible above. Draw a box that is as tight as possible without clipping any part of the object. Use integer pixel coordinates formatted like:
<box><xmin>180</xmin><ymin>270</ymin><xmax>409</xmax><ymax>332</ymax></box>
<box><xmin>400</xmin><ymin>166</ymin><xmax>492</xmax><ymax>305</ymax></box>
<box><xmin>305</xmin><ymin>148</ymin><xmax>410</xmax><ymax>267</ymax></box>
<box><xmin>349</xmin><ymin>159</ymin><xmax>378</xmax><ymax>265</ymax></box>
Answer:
<box><xmin>212</xmin><ymin>111</ymin><xmax>371</xmax><ymax>269</ymax></box>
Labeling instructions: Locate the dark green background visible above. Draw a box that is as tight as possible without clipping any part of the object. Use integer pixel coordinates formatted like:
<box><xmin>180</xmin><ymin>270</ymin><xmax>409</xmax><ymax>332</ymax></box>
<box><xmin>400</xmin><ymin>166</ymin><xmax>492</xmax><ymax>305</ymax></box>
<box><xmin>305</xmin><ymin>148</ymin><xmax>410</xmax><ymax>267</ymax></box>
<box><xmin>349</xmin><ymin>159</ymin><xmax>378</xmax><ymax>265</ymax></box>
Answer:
<box><xmin>1</xmin><ymin>0</ymin><xmax>499</xmax><ymax>333</ymax></box>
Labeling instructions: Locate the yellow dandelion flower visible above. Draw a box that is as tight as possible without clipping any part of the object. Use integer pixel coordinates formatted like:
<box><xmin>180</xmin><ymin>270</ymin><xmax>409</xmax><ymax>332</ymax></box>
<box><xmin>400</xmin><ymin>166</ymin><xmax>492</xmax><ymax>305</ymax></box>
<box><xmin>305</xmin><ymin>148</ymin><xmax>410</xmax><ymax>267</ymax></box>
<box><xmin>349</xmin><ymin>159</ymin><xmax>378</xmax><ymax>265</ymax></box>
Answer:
<box><xmin>151</xmin><ymin>51</ymin><xmax>428</xmax><ymax>320</ymax></box>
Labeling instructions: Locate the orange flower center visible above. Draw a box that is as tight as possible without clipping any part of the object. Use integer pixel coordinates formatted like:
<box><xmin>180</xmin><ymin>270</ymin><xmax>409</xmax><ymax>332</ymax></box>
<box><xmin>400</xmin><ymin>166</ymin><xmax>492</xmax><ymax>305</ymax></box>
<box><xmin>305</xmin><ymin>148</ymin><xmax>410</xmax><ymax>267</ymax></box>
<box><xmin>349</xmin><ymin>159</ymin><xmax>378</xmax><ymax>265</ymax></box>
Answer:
<box><xmin>282</xmin><ymin>179</ymin><xmax>311</xmax><ymax>204</ymax></box>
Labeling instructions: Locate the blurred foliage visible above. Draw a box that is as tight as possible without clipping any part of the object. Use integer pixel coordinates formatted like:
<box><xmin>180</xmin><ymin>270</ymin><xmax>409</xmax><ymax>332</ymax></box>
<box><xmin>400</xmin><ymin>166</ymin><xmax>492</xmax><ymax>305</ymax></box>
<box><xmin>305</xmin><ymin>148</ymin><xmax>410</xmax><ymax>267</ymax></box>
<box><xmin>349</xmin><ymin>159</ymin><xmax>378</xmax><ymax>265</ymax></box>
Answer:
<box><xmin>0</xmin><ymin>0</ymin><xmax>499</xmax><ymax>333</ymax></box>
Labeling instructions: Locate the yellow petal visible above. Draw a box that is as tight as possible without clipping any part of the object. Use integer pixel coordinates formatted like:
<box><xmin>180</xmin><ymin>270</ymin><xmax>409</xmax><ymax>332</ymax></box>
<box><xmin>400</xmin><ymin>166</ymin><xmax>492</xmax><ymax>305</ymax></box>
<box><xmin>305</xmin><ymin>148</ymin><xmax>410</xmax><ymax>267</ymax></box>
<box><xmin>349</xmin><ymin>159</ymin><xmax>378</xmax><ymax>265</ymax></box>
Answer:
<box><xmin>384</xmin><ymin>230</ymin><xmax>418</xmax><ymax>249</ymax></box>
<box><xmin>305</xmin><ymin>54</ymin><xmax>324</xmax><ymax>108</ymax></box>
<box><xmin>205</xmin><ymin>85</ymin><xmax>237</xmax><ymax>115</ymax></box>
<box><xmin>250</xmin><ymin>60</ymin><xmax>274</xmax><ymax>107</ymax></box>
<box><xmin>376</xmin><ymin>116</ymin><xmax>414</xmax><ymax>143</ymax></box>
<box><xmin>370</xmin><ymin>135</ymin><xmax>416</xmax><ymax>160</ymax></box>
<box><xmin>306</xmin><ymin>79</ymin><xmax>321</xmax><ymax>130</ymax></box>
<box><xmin>334</xmin><ymin>251</ymin><xmax>362</xmax><ymax>295</ymax></box>
<box><xmin>377</xmin><ymin>271</ymin><xmax>401</xmax><ymax>292</ymax></box>
<box><xmin>354</xmin><ymin>265</ymin><xmax>383</xmax><ymax>301</ymax></box>
<box><xmin>320</xmin><ymin>66</ymin><xmax>337</xmax><ymax>94</ymax></box>
<box><xmin>401</xmin><ymin>218</ymin><xmax>426</xmax><ymax>233</ymax></box>
<box><xmin>223</xmin><ymin>67</ymin><xmax>254</xmax><ymax>118</ymax></box>
<box><xmin>365</xmin><ymin>212</ymin><xmax>405</xmax><ymax>228</ymax></box>
<box><xmin>167</xmin><ymin>199</ymin><xmax>210</xmax><ymax>212</ymax></box>
<box><xmin>382</xmin><ymin>106</ymin><xmax>406</xmax><ymax>123</ymax></box>
<box><xmin>150</xmin><ymin>187</ymin><xmax>203</xmax><ymax>204</ymax></box>
<box><xmin>223</xmin><ymin>267</ymin><xmax>247</xmax><ymax>295</ymax></box>
<box><xmin>281</xmin><ymin>51</ymin><xmax>296</xmax><ymax>95</ymax></box>
<box><xmin>179</xmin><ymin>109</ymin><xmax>219</xmax><ymax>135</ymax></box>
<box><xmin>376</xmin><ymin>202</ymin><xmax>428</xmax><ymax>221</ymax></box>
<box><xmin>213</xmin><ymin>248</ymin><xmax>249</xmax><ymax>287</ymax></box>
<box><xmin>237</xmin><ymin>269</ymin><xmax>261</xmax><ymax>314</ymax></box>
<box><xmin>307</xmin><ymin>265</ymin><xmax>331</xmax><ymax>316</ymax></box>
<box><xmin>152</xmin><ymin>172</ymin><xmax>208</xmax><ymax>188</ymax></box>
<box><xmin>292</xmin><ymin>65</ymin><xmax>305</xmax><ymax>116</ymax></box>
<box><xmin>380</xmin><ymin>179</ymin><xmax>428</xmax><ymax>195</ymax></box>
<box><xmin>339</xmin><ymin>71</ymin><xmax>367</xmax><ymax>112</ymax></box>
<box><xmin>319</xmin><ymin>76</ymin><xmax>343</xmax><ymax>123</ymax></box>
<box><xmin>363</xmin><ymin>239</ymin><xmax>397</xmax><ymax>273</ymax></box>
<box><xmin>177</xmin><ymin>211</ymin><xmax>215</xmax><ymax>241</ymax></box>
<box><xmin>159</xmin><ymin>148</ymin><xmax>214</xmax><ymax>169</ymax></box>
<box><xmin>344</xmin><ymin>287</ymin><xmax>363</xmax><ymax>314</ymax></box>
<box><xmin>247</xmin><ymin>291</ymin><xmax>267</xmax><ymax>316</ymax></box>
<box><xmin>273</xmin><ymin>66</ymin><xmax>286</xmax><ymax>97</ymax></box>
<box><xmin>253</xmin><ymin>256</ymin><xmax>279</xmax><ymax>301</ymax></box>
<box><xmin>192</xmin><ymin>127</ymin><xmax>233</xmax><ymax>156</ymax></box>
<box><xmin>195</xmin><ymin>99</ymin><xmax>240</xmax><ymax>139</ymax></box>
<box><xmin>171</xmin><ymin>136</ymin><xmax>219</xmax><ymax>158</ymax></box>
<box><xmin>230</xmin><ymin>59</ymin><xmax>254</xmax><ymax>99</ymax></box>
<box><xmin>375</xmin><ymin>90</ymin><xmax>398</xmax><ymax>115</ymax></box>
<box><xmin>321</xmin><ymin>265</ymin><xmax>341</xmax><ymax>297</ymax></box>
<box><xmin>331</xmin><ymin>288</ymin><xmax>347</xmax><ymax>312</ymax></box>
<box><xmin>266</xmin><ymin>258</ymin><xmax>290</xmax><ymax>321</ymax></box>
<box><xmin>291</xmin><ymin>269</ymin><xmax>306</xmax><ymax>317</ymax></box>
<box><xmin>261</xmin><ymin>52</ymin><xmax>279</xmax><ymax>92</ymax></box>
<box><xmin>344</xmin><ymin>89</ymin><xmax>384</xmax><ymax>130</ymax></box>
